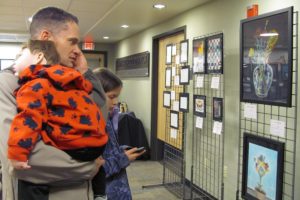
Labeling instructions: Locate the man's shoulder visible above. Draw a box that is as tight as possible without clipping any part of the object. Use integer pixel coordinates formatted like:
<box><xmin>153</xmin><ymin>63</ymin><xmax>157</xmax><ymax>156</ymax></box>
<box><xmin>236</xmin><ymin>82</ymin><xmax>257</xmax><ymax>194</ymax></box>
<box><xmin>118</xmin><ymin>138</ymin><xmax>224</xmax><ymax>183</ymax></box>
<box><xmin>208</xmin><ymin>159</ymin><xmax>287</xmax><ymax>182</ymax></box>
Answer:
<box><xmin>0</xmin><ymin>70</ymin><xmax>18</xmax><ymax>86</ymax></box>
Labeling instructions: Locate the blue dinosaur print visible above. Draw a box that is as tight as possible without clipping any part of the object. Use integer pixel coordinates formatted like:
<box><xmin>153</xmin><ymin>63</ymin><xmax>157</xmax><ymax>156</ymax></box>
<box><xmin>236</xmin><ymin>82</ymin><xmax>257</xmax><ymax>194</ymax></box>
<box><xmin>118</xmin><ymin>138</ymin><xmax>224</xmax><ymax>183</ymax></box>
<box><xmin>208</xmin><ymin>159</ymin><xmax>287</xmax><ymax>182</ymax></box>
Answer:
<box><xmin>44</xmin><ymin>93</ymin><xmax>53</xmax><ymax>106</ymax></box>
<box><xmin>24</xmin><ymin>116</ymin><xmax>38</xmax><ymax>130</ymax></box>
<box><xmin>83</xmin><ymin>131</ymin><xmax>91</xmax><ymax>137</ymax></box>
<box><xmin>18</xmin><ymin>138</ymin><xmax>32</xmax><ymax>149</ymax></box>
<box><xmin>45</xmin><ymin>124</ymin><xmax>54</xmax><ymax>135</ymax></box>
<box><xmin>50</xmin><ymin>107</ymin><xmax>65</xmax><ymax>117</ymax></box>
<box><xmin>80</xmin><ymin>115</ymin><xmax>92</xmax><ymax>125</ymax></box>
<box><xmin>31</xmin><ymin>83</ymin><xmax>43</xmax><ymax>92</ymax></box>
<box><xmin>29</xmin><ymin>99</ymin><xmax>41</xmax><ymax>109</ymax></box>
<box><xmin>68</xmin><ymin>97</ymin><xmax>77</xmax><ymax>109</ymax></box>
<box><xmin>60</xmin><ymin>124</ymin><xmax>72</xmax><ymax>134</ymax></box>
<box><xmin>54</xmin><ymin>69</ymin><xmax>64</xmax><ymax>75</ymax></box>
<box><xmin>97</xmin><ymin>112</ymin><xmax>100</xmax><ymax>121</ymax></box>
<box><xmin>29</xmin><ymin>65</ymin><xmax>36</xmax><ymax>72</ymax></box>
<box><xmin>82</xmin><ymin>95</ymin><xmax>93</xmax><ymax>104</ymax></box>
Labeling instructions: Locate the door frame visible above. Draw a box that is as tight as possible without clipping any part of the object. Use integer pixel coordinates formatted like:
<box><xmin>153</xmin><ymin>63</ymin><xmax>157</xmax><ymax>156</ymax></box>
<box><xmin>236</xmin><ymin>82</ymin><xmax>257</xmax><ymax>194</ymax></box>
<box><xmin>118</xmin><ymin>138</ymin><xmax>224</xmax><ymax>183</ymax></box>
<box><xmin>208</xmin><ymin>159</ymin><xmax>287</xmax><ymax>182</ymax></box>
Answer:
<box><xmin>150</xmin><ymin>26</ymin><xmax>186</xmax><ymax>160</ymax></box>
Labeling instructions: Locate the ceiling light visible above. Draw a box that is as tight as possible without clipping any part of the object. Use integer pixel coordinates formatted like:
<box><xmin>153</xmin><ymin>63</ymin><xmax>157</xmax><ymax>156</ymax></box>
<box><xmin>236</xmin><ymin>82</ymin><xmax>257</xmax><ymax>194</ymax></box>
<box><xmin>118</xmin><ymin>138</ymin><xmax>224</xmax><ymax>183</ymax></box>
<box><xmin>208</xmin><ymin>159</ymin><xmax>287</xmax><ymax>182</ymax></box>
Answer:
<box><xmin>103</xmin><ymin>36</ymin><xmax>109</xmax><ymax>39</ymax></box>
<box><xmin>28</xmin><ymin>17</ymin><xmax>32</xmax><ymax>22</ymax></box>
<box><xmin>121</xmin><ymin>24</ymin><xmax>129</xmax><ymax>28</ymax></box>
<box><xmin>260</xmin><ymin>32</ymin><xmax>279</xmax><ymax>37</ymax></box>
<box><xmin>153</xmin><ymin>4</ymin><xmax>166</xmax><ymax>9</ymax></box>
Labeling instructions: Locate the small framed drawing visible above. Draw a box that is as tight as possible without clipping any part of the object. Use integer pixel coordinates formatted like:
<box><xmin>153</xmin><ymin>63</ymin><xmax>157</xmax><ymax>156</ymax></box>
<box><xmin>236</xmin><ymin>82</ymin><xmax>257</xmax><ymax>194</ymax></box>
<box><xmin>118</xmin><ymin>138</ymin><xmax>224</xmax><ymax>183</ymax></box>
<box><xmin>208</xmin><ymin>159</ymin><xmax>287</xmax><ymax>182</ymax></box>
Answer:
<box><xmin>180</xmin><ymin>40</ymin><xmax>189</xmax><ymax>64</ymax></box>
<box><xmin>180</xmin><ymin>65</ymin><xmax>190</xmax><ymax>85</ymax></box>
<box><xmin>166</xmin><ymin>44</ymin><xmax>173</xmax><ymax>65</ymax></box>
<box><xmin>193</xmin><ymin>95</ymin><xmax>206</xmax><ymax>117</ymax></box>
<box><xmin>193</xmin><ymin>38</ymin><xmax>206</xmax><ymax>74</ymax></box>
<box><xmin>242</xmin><ymin>133</ymin><xmax>284</xmax><ymax>200</ymax></box>
<box><xmin>163</xmin><ymin>91</ymin><xmax>171</xmax><ymax>108</ymax></box>
<box><xmin>240</xmin><ymin>7</ymin><xmax>293</xmax><ymax>107</ymax></box>
<box><xmin>170</xmin><ymin>110</ymin><xmax>179</xmax><ymax>129</ymax></box>
<box><xmin>179</xmin><ymin>93</ymin><xmax>189</xmax><ymax>112</ymax></box>
<box><xmin>165</xmin><ymin>67</ymin><xmax>172</xmax><ymax>88</ymax></box>
<box><xmin>206</xmin><ymin>33</ymin><xmax>223</xmax><ymax>74</ymax></box>
<box><xmin>213</xmin><ymin>97</ymin><xmax>223</xmax><ymax>121</ymax></box>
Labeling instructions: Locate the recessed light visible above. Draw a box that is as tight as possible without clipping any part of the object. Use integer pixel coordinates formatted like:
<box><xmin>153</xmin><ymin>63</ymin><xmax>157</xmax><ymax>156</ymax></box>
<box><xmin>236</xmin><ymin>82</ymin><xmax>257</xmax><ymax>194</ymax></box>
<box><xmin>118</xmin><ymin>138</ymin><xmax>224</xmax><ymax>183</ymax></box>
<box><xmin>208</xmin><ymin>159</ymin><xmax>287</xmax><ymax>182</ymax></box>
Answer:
<box><xmin>103</xmin><ymin>36</ymin><xmax>109</xmax><ymax>39</ymax></box>
<box><xmin>121</xmin><ymin>24</ymin><xmax>129</xmax><ymax>28</ymax></box>
<box><xmin>28</xmin><ymin>16</ymin><xmax>33</xmax><ymax>22</ymax></box>
<box><xmin>153</xmin><ymin>4</ymin><xmax>166</xmax><ymax>9</ymax></box>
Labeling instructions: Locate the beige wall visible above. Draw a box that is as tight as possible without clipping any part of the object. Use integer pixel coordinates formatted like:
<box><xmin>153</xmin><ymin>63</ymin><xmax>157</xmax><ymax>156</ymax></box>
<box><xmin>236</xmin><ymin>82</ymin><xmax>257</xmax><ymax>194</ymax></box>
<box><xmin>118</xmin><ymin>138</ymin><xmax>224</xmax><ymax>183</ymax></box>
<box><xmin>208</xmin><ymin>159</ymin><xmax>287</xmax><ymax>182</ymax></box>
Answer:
<box><xmin>114</xmin><ymin>0</ymin><xmax>300</xmax><ymax>199</ymax></box>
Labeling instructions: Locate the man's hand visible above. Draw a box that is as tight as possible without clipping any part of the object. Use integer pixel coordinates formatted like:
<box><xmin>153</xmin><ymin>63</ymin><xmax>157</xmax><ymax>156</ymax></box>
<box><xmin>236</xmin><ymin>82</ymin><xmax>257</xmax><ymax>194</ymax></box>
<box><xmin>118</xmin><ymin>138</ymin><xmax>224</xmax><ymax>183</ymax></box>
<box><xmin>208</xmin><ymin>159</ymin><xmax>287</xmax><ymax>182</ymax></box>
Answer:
<box><xmin>74</xmin><ymin>51</ymin><xmax>88</xmax><ymax>74</ymax></box>
<box><xmin>125</xmin><ymin>148</ymin><xmax>146</xmax><ymax>162</ymax></box>
<box><xmin>10</xmin><ymin>159</ymin><xmax>31</xmax><ymax>170</ymax></box>
<box><xmin>95</xmin><ymin>156</ymin><xmax>105</xmax><ymax>169</ymax></box>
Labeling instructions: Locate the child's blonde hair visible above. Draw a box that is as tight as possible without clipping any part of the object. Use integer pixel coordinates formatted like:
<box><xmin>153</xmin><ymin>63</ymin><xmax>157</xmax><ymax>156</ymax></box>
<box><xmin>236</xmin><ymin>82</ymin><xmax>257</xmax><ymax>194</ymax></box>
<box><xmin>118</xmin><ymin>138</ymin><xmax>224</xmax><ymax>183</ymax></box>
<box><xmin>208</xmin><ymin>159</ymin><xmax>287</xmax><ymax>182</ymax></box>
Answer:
<box><xmin>28</xmin><ymin>40</ymin><xmax>60</xmax><ymax>65</ymax></box>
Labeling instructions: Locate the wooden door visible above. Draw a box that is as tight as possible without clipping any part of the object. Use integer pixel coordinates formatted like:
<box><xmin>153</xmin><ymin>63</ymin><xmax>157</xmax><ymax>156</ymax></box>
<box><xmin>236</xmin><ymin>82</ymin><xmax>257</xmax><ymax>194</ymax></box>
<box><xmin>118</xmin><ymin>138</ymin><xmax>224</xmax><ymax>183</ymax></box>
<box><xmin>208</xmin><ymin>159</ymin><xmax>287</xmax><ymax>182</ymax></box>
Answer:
<box><xmin>157</xmin><ymin>32</ymin><xmax>184</xmax><ymax>149</ymax></box>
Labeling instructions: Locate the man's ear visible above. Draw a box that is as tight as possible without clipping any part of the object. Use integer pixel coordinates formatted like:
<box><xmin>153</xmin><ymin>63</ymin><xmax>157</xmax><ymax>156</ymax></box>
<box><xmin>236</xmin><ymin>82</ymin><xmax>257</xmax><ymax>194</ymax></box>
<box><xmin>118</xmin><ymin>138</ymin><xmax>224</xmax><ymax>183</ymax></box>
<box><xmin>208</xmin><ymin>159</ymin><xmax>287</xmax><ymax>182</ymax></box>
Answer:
<box><xmin>34</xmin><ymin>52</ymin><xmax>47</xmax><ymax>65</ymax></box>
<box><xmin>40</xmin><ymin>30</ymin><xmax>51</xmax><ymax>40</ymax></box>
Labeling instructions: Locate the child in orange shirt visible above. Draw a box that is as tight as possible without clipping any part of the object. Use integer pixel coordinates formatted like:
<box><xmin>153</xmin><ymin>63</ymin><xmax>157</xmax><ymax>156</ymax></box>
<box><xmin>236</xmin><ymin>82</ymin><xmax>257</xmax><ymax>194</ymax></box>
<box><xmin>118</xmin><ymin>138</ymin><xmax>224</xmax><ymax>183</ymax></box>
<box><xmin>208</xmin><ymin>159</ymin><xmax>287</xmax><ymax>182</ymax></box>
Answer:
<box><xmin>8</xmin><ymin>40</ymin><xmax>108</xmax><ymax>199</ymax></box>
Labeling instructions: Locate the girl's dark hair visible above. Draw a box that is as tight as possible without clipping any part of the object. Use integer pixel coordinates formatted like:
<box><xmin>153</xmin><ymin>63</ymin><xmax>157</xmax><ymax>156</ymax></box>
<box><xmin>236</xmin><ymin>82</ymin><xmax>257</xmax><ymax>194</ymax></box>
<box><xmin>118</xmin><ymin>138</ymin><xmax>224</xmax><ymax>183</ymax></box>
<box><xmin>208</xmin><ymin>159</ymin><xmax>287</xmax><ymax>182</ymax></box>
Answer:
<box><xmin>93</xmin><ymin>68</ymin><xmax>122</xmax><ymax>92</ymax></box>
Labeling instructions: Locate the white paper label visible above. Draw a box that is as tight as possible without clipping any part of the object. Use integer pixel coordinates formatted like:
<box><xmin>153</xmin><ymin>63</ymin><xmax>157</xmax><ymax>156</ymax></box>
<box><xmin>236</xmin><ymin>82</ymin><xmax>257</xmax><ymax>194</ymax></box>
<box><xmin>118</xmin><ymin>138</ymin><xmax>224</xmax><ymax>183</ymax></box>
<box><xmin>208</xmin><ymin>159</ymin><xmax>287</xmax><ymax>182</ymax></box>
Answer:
<box><xmin>211</xmin><ymin>76</ymin><xmax>220</xmax><ymax>89</ymax></box>
<box><xmin>196</xmin><ymin>76</ymin><xmax>204</xmax><ymax>88</ymax></box>
<box><xmin>170</xmin><ymin>128</ymin><xmax>177</xmax><ymax>139</ymax></box>
<box><xmin>270</xmin><ymin>119</ymin><xmax>285</xmax><ymax>137</ymax></box>
<box><xmin>244</xmin><ymin>103</ymin><xmax>257</xmax><ymax>120</ymax></box>
<box><xmin>195</xmin><ymin>117</ymin><xmax>203</xmax><ymax>129</ymax></box>
<box><xmin>173</xmin><ymin>101</ymin><xmax>179</xmax><ymax>111</ymax></box>
<box><xmin>213</xmin><ymin>121</ymin><xmax>223</xmax><ymax>135</ymax></box>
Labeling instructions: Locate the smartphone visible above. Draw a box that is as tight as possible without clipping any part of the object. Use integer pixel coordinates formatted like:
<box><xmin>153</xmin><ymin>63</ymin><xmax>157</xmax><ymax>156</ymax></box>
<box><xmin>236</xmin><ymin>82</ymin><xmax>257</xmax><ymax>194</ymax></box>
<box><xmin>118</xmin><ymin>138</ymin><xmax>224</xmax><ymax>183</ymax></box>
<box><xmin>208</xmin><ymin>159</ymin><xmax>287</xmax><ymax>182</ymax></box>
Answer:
<box><xmin>135</xmin><ymin>147</ymin><xmax>145</xmax><ymax>153</ymax></box>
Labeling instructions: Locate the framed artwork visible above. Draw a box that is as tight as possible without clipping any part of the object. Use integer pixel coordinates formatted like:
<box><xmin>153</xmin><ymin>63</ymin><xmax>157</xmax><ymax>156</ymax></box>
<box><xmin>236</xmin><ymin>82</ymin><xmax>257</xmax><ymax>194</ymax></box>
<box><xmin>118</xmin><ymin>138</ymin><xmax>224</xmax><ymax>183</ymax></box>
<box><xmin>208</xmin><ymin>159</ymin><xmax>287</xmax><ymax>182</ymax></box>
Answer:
<box><xmin>180</xmin><ymin>40</ymin><xmax>188</xmax><ymax>64</ymax></box>
<box><xmin>242</xmin><ymin>133</ymin><xmax>284</xmax><ymax>200</ymax></box>
<box><xmin>166</xmin><ymin>44</ymin><xmax>173</xmax><ymax>65</ymax></box>
<box><xmin>193</xmin><ymin>95</ymin><xmax>206</xmax><ymax>117</ymax></box>
<box><xmin>179</xmin><ymin>93</ymin><xmax>189</xmax><ymax>112</ymax></box>
<box><xmin>240</xmin><ymin>7</ymin><xmax>293</xmax><ymax>107</ymax></box>
<box><xmin>163</xmin><ymin>91</ymin><xmax>171</xmax><ymax>108</ymax></box>
<box><xmin>82</xmin><ymin>50</ymin><xmax>107</xmax><ymax>70</ymax></box>
<box><xmin>207</xmin><ymin>33</ymin><xmax>223</xmax><ymax>74</ymax></box>
<box><xmin>179</xmin><ymin>65</ymin><xmax>190</xmax><ymax>85</ymax></box>
<box><xmin>213</xmin><ymin>97</ymin><xmax>223</xmax><ymax>121</ymax></box>
<box><xmin>170</xmin><ymin>110</ymin><xmax>179</xmax><ymax>129</ymax></box>
<box><xmin>165</xmin><ymin>67</ymin><xmax>172</xmax><ymax>88</ymax></box>
<box><xmin>192</xmin><ymin>38</ymin><xmax>206</xmax><ymax>74</ymax></box>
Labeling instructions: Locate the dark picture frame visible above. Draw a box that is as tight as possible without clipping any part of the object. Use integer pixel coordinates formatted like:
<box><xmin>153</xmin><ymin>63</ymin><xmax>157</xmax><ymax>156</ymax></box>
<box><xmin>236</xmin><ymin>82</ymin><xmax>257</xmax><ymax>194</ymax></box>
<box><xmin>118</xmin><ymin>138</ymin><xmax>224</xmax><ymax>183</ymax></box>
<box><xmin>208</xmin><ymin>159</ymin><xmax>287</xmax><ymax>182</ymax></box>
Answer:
<box><xmin>213</xmin><ymin>97</ymin><xmax>223</xmax><ymax>121</ymax></box>
<box><xmin>166</xmin><ymin>44</ymin><xmax>173</xmax><ymax>65</ymax></box>
<box><xmin>242</xmin><ymin>133</ymin><xmax>284</xmax><ymax>200</ymax></box>
<box><xmin>82</xmin><ymin>50</ymin><xmax>107</xmax><ymax>70</ymax></box>
<box><xmin>240</xmin><ymin>7</ymin><xmax>293</xmax><ymax>107</ymax></box>
<box><xmin>163</xmin><ymin>91</ymin><xmax>171</xmax><ymax>108</ymax></box>
<box><xmin>179</xmin><ymin>65</ymin><xmax>190</xmax><ymax>85</ymax></box>
<box><xmin>165</xmin><ymin>67</ymin><xmax>172</xmax><ymax>88</ymax></box>
<box><xmin>192</xmin><ymin>38</ymin><xmax>206</xmax><ymax>74</ymax></box>
<box><xmin>170</xmin><ymin>110</ymin><xmax>179</xmax><ymax>129</ymax></box>
<box><xmin>206</xmin><ymin>33</ymin><xmax>223</xmax><ymax>74</ymax></box>
<box><xmin>193</xmin><ymin>95</ymin><xmax>206</xmax><ymax>117</ymax></box>
<box><xmin>180</xmin><ymin>40</ymin><xmax>189</xmax><ymax>64</ymax></box>
<box><xmin>179</xmin><ymin>93</ymin><xmax>189</xmax><ymax>112</ymax></box>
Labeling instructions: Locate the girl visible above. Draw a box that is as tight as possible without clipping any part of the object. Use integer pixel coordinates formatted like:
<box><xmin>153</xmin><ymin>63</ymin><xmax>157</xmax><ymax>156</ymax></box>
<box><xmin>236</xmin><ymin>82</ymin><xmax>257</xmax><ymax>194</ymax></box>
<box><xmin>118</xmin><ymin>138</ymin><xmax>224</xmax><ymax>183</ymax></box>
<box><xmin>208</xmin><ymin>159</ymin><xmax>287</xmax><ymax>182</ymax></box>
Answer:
<box><xmin>94</xmin><ymin>68</ymin><xmax>145</xmax><ymax>200</ymax></box>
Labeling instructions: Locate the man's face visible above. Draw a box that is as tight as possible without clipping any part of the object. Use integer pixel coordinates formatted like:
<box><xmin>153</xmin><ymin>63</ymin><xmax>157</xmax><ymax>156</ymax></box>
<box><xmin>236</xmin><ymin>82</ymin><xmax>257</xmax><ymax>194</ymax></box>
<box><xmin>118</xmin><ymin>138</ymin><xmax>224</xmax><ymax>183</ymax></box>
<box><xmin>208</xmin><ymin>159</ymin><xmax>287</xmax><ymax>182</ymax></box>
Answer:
<box><xmin>49</xmin><ymin>22</ymin><xmax>80</xmax><ymax>67</ymax></box>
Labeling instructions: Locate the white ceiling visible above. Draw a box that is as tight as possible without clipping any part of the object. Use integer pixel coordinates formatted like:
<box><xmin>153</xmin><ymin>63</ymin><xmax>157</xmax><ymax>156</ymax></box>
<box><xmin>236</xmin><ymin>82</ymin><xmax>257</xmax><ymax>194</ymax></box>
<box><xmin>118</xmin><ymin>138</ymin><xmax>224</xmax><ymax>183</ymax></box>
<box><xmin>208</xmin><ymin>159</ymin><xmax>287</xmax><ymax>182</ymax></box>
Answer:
<box><xmin>0</xmin><ymin>0</ymin><xmax>211</xmax><ymax>43</ymax></box>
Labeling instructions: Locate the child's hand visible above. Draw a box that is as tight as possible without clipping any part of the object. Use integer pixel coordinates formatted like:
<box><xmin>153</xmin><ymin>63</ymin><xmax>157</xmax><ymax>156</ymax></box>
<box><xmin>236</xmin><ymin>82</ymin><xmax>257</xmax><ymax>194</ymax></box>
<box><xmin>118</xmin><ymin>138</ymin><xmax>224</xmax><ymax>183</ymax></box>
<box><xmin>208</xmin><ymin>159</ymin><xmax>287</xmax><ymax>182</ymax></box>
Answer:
<box><xmin>10</xmin><ymin>159</ymin><xmax>31</xmax><ymax>170</ymax></box>
<box><xmin>74</xmin><ymin>51</ymin><xmax>88</xmax><ymax>74</ymax></box>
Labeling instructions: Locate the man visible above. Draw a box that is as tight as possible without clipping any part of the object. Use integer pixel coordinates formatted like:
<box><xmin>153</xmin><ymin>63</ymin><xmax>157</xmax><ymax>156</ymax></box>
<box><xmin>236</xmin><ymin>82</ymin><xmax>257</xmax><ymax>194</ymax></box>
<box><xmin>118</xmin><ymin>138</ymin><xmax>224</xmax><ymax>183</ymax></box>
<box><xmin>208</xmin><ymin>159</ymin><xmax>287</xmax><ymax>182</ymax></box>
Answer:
<box><xmin>0</xmin><ymin>7</ymin><xmax>107</xmax><ymax>200</ymax></box>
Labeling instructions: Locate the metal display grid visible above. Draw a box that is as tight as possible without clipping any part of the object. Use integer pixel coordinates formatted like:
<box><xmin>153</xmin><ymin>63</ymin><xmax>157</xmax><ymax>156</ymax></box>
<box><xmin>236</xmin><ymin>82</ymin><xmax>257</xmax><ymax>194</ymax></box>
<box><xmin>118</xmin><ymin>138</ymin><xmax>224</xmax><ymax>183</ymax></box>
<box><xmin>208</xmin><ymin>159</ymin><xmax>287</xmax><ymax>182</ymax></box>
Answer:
<box><xmin>163</xmin><ymin>41</ymin><xmax>187</xmax><ymax>199</ymax></box>
<box><xmin>143</xmin><ymin>42</ymin><xmax>187</xmax><ymax>199</ymax></box>
<box><xmin>236</xmin><ymin>11</ymin><xmax>298</xmax><ymax>200</ymax></box>
<box><xmin>190</xmin><ymin>32</ymin><xmax>225</xmax><ymax>200</ymax></box>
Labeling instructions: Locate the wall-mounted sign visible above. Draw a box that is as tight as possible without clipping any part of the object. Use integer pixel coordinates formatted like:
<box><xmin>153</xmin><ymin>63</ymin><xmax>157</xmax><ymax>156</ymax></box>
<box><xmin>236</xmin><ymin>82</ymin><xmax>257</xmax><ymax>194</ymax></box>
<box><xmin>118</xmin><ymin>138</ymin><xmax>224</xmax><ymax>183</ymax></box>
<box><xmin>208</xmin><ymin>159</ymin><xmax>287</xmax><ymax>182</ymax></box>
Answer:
<box><xmin>116</xmin><ymin>51</ymin><xmax>150</xmax><ymax>78</ymax></box>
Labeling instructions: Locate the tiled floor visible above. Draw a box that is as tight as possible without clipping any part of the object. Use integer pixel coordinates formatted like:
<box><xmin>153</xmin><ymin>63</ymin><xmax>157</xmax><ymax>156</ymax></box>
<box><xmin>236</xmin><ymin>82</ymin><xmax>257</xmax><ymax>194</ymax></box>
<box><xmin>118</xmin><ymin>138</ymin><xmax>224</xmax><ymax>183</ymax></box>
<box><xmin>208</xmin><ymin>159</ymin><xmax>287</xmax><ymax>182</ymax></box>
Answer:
<box><xmin>127</xmin><ymin>160</ymin><xmax>180</xmax><ymax>200</ymax></box>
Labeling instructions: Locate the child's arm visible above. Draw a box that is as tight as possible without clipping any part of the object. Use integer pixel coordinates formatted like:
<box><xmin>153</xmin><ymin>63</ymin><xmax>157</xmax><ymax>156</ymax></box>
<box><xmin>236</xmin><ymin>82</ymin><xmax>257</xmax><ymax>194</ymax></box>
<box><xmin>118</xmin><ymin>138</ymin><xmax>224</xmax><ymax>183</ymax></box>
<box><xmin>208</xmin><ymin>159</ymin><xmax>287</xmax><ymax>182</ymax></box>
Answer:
<box><xmin>8</xmin><ymin>79</ymin><xmax>48</xmax><ymax>163</ymax></box>
<box><xmin>10</xmin><ymin>159</ymin><xmax>31</xmax><ymax>169</ymax></box>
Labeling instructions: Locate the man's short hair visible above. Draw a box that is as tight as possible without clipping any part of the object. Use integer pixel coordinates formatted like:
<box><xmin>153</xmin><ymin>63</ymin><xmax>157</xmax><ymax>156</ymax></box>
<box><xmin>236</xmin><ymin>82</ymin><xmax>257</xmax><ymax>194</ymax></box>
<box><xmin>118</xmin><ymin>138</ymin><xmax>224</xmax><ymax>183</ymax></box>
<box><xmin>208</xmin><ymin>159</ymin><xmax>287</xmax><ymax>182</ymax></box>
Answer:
<box><xmin>30</xmin><ymin>7</ymin><xmax>79</xmax><ymax>39</ymax></box>
<box><xmin>28</xmin><ymin>40</ymin><xmax>60</xmax><ymax>65</ymax></box>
